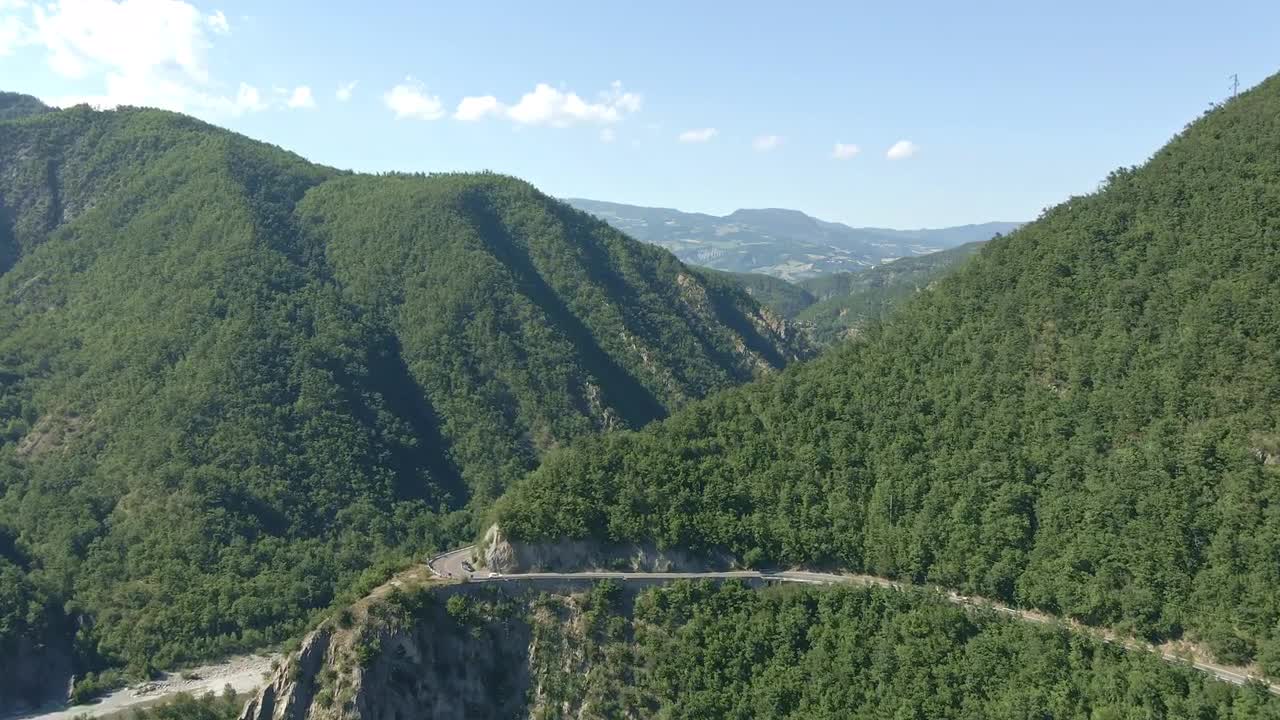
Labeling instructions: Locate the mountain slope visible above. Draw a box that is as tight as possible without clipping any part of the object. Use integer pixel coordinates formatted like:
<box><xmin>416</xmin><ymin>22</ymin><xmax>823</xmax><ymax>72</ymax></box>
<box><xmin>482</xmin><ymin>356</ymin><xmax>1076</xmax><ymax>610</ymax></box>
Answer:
<box><xmin>700</xmin><ymin>268</ymin><xmax>817</xmax><ymax>318</ymax></box>
<box><xmin>566</xmin><ymin>197</ymin><xmax>1019</xmax><ymax>279</ymax></box>
<box><xmin>0</xmin><ymin>103</ymin><xmax>807</xmax><ymax>688</ymax></box>
<box><xmin>499</xmin><ymin>75</ymin><xmax>1280</xmax><ymax>670</ymax></box>
<box><xmin>797</xmin><ymin>240</ymin><xmax>988</xmax><ymax>343</ymax></box>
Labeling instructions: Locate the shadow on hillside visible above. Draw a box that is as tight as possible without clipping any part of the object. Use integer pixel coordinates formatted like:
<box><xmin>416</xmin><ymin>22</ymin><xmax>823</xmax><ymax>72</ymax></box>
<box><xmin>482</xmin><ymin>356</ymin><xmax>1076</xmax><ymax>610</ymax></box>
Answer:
<box><xmin>363</xmin><ymin>331</ymin><xmax>470</xmax><ymax>510</ymax></box>
<box><xmin>554</xmin><ymin>203</ymin><xmax>791</xmax><ymax>381</ymax></box>
<box><xmin>461</xmin><ymin>193</ymin><xmax>666</xmax><ymax>429</ymax></box>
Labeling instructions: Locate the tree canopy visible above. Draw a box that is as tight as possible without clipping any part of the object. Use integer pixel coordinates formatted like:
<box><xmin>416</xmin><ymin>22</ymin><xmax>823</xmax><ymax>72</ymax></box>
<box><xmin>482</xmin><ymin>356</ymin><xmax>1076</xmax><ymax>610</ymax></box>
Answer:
<box><xmin>530</xmin><ymin>581</ymin><xmax>1280</xmax><ymax>719</ymax></box>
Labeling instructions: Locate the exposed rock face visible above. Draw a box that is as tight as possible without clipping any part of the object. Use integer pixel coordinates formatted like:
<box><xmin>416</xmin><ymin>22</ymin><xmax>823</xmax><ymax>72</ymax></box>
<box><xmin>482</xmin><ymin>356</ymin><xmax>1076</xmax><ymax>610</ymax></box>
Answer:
<box><xmin>237</xmin><ymin>581</ymin><xmax>540</xmax><ymax>720</ymax></box>
<box><xmin>0</xmin><ymin>634</ymin><xmax>73</xmax><ymax>715</ymax></box>
<box><xmin>238</xmin><ymin>629</ymin><xmax>331</xmax><ymax>720</ymax></box>
<box><xmin>234</xmin><ymin>548</ymin><xmax>756</xmax><ymax>720</ymax></box>
<box><xmin>481</xmin><ymin>524</ymin><xmax>735</xmax><ymax>574</ymax></box>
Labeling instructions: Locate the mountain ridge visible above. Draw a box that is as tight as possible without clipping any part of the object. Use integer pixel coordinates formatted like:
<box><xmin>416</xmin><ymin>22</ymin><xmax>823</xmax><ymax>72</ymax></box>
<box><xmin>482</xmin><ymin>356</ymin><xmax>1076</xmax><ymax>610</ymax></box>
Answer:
<box><xmin>0</xmin><ymin>99</ymin><xmax>809</xmax><ymax>705</ymax></box>
<box><xmin>565</xmin><ymin>197</ymin><xmax>1019</xmax><ymax>279</ymax></box>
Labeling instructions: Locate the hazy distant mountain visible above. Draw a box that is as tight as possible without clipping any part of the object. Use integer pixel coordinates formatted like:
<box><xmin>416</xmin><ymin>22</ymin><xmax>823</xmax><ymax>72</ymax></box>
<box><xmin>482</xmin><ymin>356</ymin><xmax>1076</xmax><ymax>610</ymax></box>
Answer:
<box><xmin>701</xmin><ymin>241</ymin><xmax>988</xmax><ymax>347</ymax></box>
<box><xmin>565</xmin><ymin>198</ymin><xmax>1020</xmax><ymax>280</ymax></box>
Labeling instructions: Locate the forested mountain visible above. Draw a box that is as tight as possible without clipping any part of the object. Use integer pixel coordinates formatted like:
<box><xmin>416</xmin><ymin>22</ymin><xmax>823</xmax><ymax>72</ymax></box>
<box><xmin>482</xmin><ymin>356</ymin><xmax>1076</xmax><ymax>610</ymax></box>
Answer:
<box><xmin>0</xmin><ymin>92</ymin><xmax>51</xmax><ymax>122</ymax></box>
<box><xmin>566</xmin><ymin>197</ymin><xmax>1019</xmax><ymax>279</ymax></box>
<box><xmin>701</xmin><ymin>269</ymin><xmax>817</xmax><ymax>319</ymax></box>
<box><xmin>796</xmin><ymin>240</ymin><xmax>988</xmax><ymax>343</ymax></box>
<box><xmin>500</xmin><ymin>73</ymin><xmax>1280</xmax><ymax>672</ymax></box>
<box><xmin>0</xmin><ymin>101</ymin><xmax>807</xmax><ymax>691</ymax></box>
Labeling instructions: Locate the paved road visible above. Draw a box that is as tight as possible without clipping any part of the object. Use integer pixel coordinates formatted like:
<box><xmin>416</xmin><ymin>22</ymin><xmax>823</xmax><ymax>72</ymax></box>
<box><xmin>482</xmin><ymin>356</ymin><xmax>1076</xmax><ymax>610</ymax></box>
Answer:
<box><xmin>428</xmin><ymin>546</ymin><xmax>1280</xmax><ymax>696</ymax></box>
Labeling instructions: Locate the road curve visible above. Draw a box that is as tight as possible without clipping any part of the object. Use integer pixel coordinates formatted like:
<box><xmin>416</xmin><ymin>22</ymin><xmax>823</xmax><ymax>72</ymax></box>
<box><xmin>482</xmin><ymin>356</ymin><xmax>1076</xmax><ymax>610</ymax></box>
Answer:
<box><xmin>428</xmin><ymin>546</ymin><xmax>1280</xmax><ymax>696</ymax></box>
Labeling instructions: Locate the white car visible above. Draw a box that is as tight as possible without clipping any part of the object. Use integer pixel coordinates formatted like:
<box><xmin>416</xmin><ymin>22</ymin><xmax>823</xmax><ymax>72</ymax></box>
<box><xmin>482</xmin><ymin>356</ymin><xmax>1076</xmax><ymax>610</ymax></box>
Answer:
<box><xmin>487</xmin><ymin>572</ymin><xmax>501</xmax><ymax>578</ymax></box>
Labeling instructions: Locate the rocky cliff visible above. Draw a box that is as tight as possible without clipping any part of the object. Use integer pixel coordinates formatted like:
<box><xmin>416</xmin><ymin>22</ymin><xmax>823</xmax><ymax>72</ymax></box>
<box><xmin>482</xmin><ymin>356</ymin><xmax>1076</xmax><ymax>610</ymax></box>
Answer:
<box><xmin>0</xmin><ymin>634</ymin><xmax>73</xmax><ymax>715</ymax></box>
<box><xmin>236</xmin><ymin>569</ymin><xmax>591</xmax><ymax>720</ymax></box>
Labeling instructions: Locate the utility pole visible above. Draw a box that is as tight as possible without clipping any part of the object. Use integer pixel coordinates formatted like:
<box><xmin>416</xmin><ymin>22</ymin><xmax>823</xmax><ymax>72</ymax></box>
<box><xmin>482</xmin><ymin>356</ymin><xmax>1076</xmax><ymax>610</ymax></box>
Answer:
<box><xmin>1231</xmin><ymin>74</ymin><xmax>1239</xmax><ymax>98</ymax></box>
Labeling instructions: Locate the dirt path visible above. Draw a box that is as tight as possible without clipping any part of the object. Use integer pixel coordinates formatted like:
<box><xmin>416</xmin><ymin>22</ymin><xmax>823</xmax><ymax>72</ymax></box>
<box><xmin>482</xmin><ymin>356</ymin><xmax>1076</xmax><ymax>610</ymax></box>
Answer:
<box><xmin>9</xmin><ymin>653</ymin><xmax>279</xmax><ymax>720</ymax></box>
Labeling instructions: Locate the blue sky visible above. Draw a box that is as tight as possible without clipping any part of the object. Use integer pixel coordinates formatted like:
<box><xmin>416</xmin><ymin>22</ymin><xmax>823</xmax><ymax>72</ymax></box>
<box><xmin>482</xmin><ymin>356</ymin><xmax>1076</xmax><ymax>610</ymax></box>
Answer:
<box><xmin>1</xmin><ymin>0</ymin><xmax>1278</xmax><ymax>227</ymax></box>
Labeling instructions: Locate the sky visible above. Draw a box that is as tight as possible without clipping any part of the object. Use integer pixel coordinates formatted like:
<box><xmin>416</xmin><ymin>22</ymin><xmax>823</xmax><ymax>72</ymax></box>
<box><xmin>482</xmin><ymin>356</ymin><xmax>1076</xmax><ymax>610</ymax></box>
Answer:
<box><xmin>1</xmin><ymin>0</ymin><xmax>1278</xmax><ymax>228</ymax></box>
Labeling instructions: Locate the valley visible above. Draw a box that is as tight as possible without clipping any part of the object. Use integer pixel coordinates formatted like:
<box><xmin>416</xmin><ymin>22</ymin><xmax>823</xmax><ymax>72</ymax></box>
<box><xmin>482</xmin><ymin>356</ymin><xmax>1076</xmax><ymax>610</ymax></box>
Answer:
<box><xmin>1</xmin><ymin>4</ymin><xmax>1278</xmax><ymax>716</ymax></box>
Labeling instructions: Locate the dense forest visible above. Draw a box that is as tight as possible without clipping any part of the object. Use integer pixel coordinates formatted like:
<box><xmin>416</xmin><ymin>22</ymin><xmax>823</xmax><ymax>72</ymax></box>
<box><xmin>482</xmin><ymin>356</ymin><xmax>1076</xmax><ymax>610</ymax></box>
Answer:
<box><xmin>0</xmin><ymin>95</ymin><xmax>807</xmax><ymax>688</ymax></box>
<box><xmin>499</xmin><ymin>73</ymin><xmax>1280</xmax><ymax>670</ymax></box>
<box><xmin>703</xmin><ymin>269</ymin><xmax>818</xmax><ymax>319</ymax></box>
<box><xmin>796</xmin><ymin>240</ymin><xmax>988</xmax><ymax>344</ymax></box>
<box><xmin>526</xmin><ymin>581</ymin><xmax>1280</xmax><ymax>719</ymax></box>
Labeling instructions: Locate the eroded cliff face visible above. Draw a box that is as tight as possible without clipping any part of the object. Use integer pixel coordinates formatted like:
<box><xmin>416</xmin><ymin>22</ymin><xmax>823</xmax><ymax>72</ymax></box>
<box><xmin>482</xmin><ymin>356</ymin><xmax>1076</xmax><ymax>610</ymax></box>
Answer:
<box><xmin>236</xmin><ymin>571</ymin><xmax>599</xmax><ymax>720</ymax></box>
<box><xmin>0</xmin><ymin>634</ymin><xmax>73</xmax><ymax>715</ymax></box>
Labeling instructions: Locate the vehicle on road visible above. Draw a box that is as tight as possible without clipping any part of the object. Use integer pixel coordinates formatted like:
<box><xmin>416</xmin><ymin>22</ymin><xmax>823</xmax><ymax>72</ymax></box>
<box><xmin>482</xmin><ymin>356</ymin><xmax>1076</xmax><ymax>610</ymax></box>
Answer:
<box><xmin>487</xmin><ymin>572</ymin><xmax>501</xmax><ymax>578</ymax></box>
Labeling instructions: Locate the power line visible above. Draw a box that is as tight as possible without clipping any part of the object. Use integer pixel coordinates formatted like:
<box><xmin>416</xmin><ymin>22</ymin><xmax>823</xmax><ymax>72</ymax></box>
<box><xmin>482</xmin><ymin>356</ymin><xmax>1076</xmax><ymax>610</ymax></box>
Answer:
<box><xmin>1230</xmin><ymin>74</ymin><xmax>1239</xmax><ymax>98</ymax></box>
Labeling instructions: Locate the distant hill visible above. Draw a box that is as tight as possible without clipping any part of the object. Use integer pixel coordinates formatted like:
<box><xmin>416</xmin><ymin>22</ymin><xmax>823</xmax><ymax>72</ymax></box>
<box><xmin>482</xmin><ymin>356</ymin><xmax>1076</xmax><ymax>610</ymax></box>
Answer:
<box><xmin>565</xmin><ymin>197</ymin><xmax>1020</xmax><ymax>280</ymax></box>
<box><xmin>797</xmin><ymin>240</ymin><xmax>988</xmax><ymax>343</ymax></box>
<box><xmin>698</xmin><ymin>269</ymin><xmax>817</xmax><ymax>319</ymax></box>
<box><xmin>502</xmin><ymin>75</ymin><xmax>1280</xmax><ymax>674</ymax></box>
<box><xmin>706</xmin><ymin>241</ymin><xmax>990</xmax><ymax>346</ymax></box>
<box><xmin>0</xmin><ymin>100</ymin><xmax>809</xmax><ymax>694</ymax></box>
<box><xmin>0</xmin><ymin>92</ymin><xmax>52</xmax><ymax>122</ymax></box>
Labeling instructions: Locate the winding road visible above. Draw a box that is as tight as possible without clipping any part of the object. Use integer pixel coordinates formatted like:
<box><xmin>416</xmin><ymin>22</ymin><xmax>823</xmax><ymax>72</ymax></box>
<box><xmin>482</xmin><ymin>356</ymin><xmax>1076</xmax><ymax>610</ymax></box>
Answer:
<box><xmin>429</xmin><ymin>545</ymin><xmax>1280</xmax><ymax>696</ymax></box>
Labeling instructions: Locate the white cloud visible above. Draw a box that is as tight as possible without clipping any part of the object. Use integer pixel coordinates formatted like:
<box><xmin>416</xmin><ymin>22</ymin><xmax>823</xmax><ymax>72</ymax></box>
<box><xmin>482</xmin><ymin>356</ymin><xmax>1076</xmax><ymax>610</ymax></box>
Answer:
<box><xmin>450</xmin><ymin>81</ymin><xmax>641</xmax><ymax>128</ymax></box>
<box><xmin>886</xmin><ymin>139</ymin><xmax>918</xmax><ymax>159</ymax></box>
<box><xmin>286</xmin><ymin>85</ymin><xmax>314</xmax><ymax>109</ymax></box>
<box><xmin>832</xmin><ymin>142</ymin><xmax>860</xmax><ymax>160</ymax></box>
<box><xmin>454</xmin><ymin>94</ymin><xmax>501</xmax><ymax>121</ymax></box>
<box><xmin>233</xmin><ymin>82</ymin><xmax>265</xmax><ymax>112</ymax></box>
<box><xmin>599</xmin><ymin>127</ymin><xmax>615</xmax><ymax>143</ymax></box>
<box><xmin>0</xmin><ymin>12</ymin><xmax>30</xmax><ymax>55</ymax></box>
<box><xmin>384</xmin><ymin>77</ymin><xmax>444</xmax><ymax>120</ymax></box>
<box><xmin>206</xmin><ymin>9</ymin><xmax>227</xmax><ymax>34</ymax></box>
<box><xmin>678</xmin><ymin>127</ymin><xmax>718</xmax><ymax>143</ymax></box>
<box><xmin>47</xmin><ymin>76</ymin><xmax>266</xmax><ymax>117</ymax></box>
<box><xmin>505</xmin><ymin>80</ymin><xmax>640</xmax><ymax>126</ymax></box>
<box><xmin>6</xmin><ymin>0</ymin><xmax>267</xmax><ymax>117</ymax></box>
<box><xmin>753</xmin><ymin>134</ymin><xmax>783</xmax><ymax>152</ymax></box>
<box><xmin>335</xmin><ymin>80</ymin><xmax>357</xmax><ymax>102</ymax></box>
<box><xmin>31</xmin><ymin>0</ymin><xmax>212</xmax><ymax>81</ymax></box>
